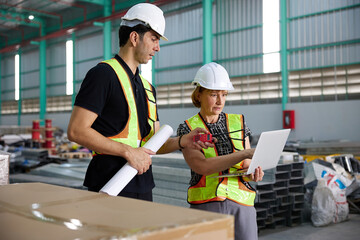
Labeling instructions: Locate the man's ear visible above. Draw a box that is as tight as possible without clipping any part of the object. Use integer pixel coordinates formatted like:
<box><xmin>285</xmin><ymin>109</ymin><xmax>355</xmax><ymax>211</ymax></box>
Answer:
<box><xmin>129</xmin><ymin>31</ymin><xmax>139</xmax><ymax>47</ymax></box>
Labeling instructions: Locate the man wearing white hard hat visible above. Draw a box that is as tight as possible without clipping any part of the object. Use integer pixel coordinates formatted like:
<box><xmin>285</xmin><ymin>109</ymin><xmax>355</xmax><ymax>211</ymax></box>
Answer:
<box><xmin>68</xmin><ymin>3</ymin><xmax>212</xmax><ymax>201</ymax></box>
<box><xmin>177</xmin><ymin>62</ymin><xmax>264</xmax><ymax>239</ymax></box>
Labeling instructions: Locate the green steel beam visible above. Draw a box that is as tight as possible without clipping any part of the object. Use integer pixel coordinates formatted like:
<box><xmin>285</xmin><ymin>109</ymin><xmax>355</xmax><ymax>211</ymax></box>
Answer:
<box><xmin>160</xmin><ymin>37</ymin><xmax>202</xmax><ymax>47</ymax></box>
<box><xmin>288</xmin><ymin>3</ymin><xmax>360</xmax><ymax>21</ymax></box>
<box><xmin>0</xmin><ymin>8</ymin><xmax>60</xmax><ymax>20</ymax></box>
<box><xmin>214</xmin><ymin>24</ymin><xmax>263</xmax><ymax>36</ymax></box>
<box><xmin>74</xmin><ymin>28</ymin><xmax>102</xmax><ymax>39</ymax></box>
<box><xmin>203</xmin><ymin>0</ymin><xmax>213</xmax><ymax>64</ymax></box>
<box><xmin>115</xmin><ymin>0</ymin><xmax>144</xmax><ymax>12</ymax></box>
<box><xmin>61</xmin><ymin>12</ymin><xmax>102</xmax><ymax>29</ymax></box>
<box><xmin>156</xmin><ymin>62</ymin><xmax>203</xmax><ymax>72</ymax></box>
<box><xmin>103</xmin><ymin>1</ymin><xmax>112</xmax><ymax>60</ymax></box>
<box><xmin>74</xmin><ymin>79</ymin><xmax>83</xmax><ymax>84</ymax></box>
<box><xmin>47</xmin><ymin>64</ymin><xmax>66</xmax><ymax>70</ymax></box>
<box><xmin>0</xmin><ymin>15</ymin><xmax>39</xmax><ymax>28</ymax></box>
<box><xmin>215</xmin><ymin>0</ymin><xmax>222</xmax><ymax>64</ymax></box>
<box><xmin>288</xmin><ymin>39</ymin><xmax>360</xmax><ymax>52</ymax></box>
<box><xmin>280</xmin><ymin>0</ymin><xmax>288</xmax><ymax>111</ymax></box>
<box><xmin>289</xmin><ymin>61</ymin><xmax>360</xmax><ymax>72</ymax></box>
<box><xmin>39</xmin><ymin>20</ymin><xmax>47</xmax><ymax>123</ymax></box>
<box><xmin>91</xmin><ymin>2</ymin><xmax>112</xmax><ymax>60</ymax></box>
<box><xmin>80</xmin><ymin>0</ymin><xmax>105</xmax><ymax>5</ymax></box>
<box><xmin>1</xmin><ymin>89</ymin><xmax>14</xmax><ymax>94</ymax></box>
<box><xmin>216</xmin><ymin>53</ymin><xmax>264</xmax><ymax>63</ymax></box>
<box><xmin>21</xmin><ymin>69</ymin><xmax>40</xmax><ymax>75</ymax></box>
<box><xmin>93</xmin><ymin>21</ymin><xmax>104</xmax><ymax>27</ymax></box>
<box><xmin>163</xmin><ymin>2</ymin><xmax>202</xmax><ymax>14</ymax></box>
<box><xmin>75</xmin><ymin>56</ymin><xmax>103</xmax><ymax>64</ymax></box>
<box><xmin>20</xmin><ymin>86</ymin><xmax>41</xmax><ymax>91</ymax></box>
<box><xmin>1</xmin><ymin>73</ymin><xmax>14</xmax><ymax>78</ymax></box>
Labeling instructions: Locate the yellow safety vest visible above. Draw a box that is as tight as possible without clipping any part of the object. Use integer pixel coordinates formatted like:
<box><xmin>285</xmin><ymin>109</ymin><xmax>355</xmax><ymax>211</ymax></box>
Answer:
<box><xmin>98</xmin><ymin>58</ymin><xmax>157</xmax><ymax>149</ymax></box>
<box><xmin>185</xmin><ymin>113</ymin><xmax>256</xmax><ymax>206</ymax></box>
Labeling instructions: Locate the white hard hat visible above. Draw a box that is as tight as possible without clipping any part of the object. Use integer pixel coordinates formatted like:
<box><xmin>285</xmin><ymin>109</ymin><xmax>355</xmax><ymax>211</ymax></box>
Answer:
<box><xmin>192</xmin><ymin>62</ymin><xmax>234</xmax><ymax>91</ymax></box>
<box><xmin>120</xmin><ymin>3</ymin><xmax>168</xmax><ymax>41</ymax></box>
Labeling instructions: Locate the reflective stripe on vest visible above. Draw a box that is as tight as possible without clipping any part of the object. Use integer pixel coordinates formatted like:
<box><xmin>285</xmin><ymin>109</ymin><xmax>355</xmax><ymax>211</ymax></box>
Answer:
<box><xmin>139</xmin><ymin>75</ymin><xmax>157</xmax><ymax>146</ymax></box>
<box><xmin>100</xmin><ymin>58</ymin><xmax>156</xmax><ymax>148</ymax></box>
<box><xmin>185</xmin><ymin>113</ymin><xmax>256</xmax><ymax>206</ymax></box>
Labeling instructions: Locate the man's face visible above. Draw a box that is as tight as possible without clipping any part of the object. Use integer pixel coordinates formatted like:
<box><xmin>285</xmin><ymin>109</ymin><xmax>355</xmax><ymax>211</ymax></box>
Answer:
<box><xmin>134</xmin><ymin>30</ymin><xmax>160</xmax><ymax>65</ymax></box>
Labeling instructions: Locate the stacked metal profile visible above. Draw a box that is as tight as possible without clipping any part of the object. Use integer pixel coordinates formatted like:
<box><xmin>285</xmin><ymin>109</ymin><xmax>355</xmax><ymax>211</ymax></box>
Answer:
<box><xmin>9</xmin><ymin>150</ymin><xmax>89</xmax><ymax>190</ymax></box>
<box><xmin>254</xmin><ymin>162</ymin><xmax>305</xmax><ymax>229</ymax></box>
<box><xmin>152</xmin><ymin>153</ymin><xmax>190</xmax><ymax>208</ymax></box>
<box><xmin>152</xmin><ymin>153</ymin><xmax>305</xmax><ymax>230</ymax></box>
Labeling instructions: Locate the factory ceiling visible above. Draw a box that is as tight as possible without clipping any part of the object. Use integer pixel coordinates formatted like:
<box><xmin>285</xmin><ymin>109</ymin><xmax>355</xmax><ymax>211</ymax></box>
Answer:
<box><xmin>0</xmin><ymin>0</ymin><xmax>171</xmax><ymax>53</ymax></box>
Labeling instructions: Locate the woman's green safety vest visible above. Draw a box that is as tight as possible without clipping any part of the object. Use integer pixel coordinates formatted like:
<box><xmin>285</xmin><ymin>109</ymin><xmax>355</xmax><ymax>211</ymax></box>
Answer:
<box><xmin>99</xmin><ymin>58</ymin><xmax>157</xmax><ymax>149</ymax></box>
<box><xmin>185</xmin><ymin>113</ymin><xmax>256</xmax><ymax>206</ymax></box>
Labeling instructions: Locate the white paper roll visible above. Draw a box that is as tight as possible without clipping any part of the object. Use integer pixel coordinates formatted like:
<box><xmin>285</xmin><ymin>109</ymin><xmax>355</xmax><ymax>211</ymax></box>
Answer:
<box><xmin>100</xmin><ymin>125</ymin><xmax>174</xmax><ymax>196</ymax></box>
<box><xmin>142</xmin><ymin>125</ymin><xmax>174</xmax><ymax>152</ymax></box>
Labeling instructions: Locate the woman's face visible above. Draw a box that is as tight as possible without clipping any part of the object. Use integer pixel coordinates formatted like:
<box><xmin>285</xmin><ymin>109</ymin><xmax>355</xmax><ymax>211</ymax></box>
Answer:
<box><xmin>198</xmin><ymin>89</ymin><xmax>228</xmax><ymax>117</ymax></box>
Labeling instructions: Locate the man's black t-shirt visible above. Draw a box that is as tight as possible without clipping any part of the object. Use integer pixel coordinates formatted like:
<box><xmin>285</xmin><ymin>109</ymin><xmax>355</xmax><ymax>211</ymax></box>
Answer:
<box><xmin>75</xmin><ymin>55</ymin><xmax>157</xmax><ymax>193</ymax></box>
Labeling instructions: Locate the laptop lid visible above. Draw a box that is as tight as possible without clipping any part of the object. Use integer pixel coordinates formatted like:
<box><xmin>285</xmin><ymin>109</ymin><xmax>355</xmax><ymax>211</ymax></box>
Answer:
<box><xmin>245</xmin><ymin>128</ymin><xmax>291</xmax><ymax>174</ymax></box>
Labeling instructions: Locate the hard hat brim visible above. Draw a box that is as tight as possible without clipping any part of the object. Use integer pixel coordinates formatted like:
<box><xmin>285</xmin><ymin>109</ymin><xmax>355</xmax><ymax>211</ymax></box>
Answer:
<box><xmin>120</xmin><ymin>18</ymin><xmax>168</xmax><ymax>41</ymax></box>
<box><xmin>192</xmin><ymin>81</ymin><xmax>234</xmax><ymax>91</ymax></box>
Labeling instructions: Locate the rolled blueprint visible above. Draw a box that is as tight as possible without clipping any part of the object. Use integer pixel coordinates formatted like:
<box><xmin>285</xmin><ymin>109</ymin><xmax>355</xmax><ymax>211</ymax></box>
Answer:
<box><xmin>100</xmin><ymin>125</ymin><xmax>174</xmax><ymax>196</ymax></box>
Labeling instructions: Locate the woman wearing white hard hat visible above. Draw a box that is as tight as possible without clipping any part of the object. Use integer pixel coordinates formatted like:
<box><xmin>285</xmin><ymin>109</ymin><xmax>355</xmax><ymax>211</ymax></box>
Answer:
<box><xmin>68</xmin><ymin>3</ymin><xmax>212</xmax><ymax>202</ymax></box>
<box><xmin>177</xmin><ymin>62</ymin><xmax>264</xmax><ymax>240</ymax></box>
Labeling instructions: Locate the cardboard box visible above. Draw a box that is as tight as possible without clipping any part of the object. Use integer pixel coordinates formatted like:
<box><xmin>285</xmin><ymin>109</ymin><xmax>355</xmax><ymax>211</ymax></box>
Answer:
<box><xmin>0</xmin><ymin>183</ymin><xmax>234</xmax><ymax>239</ymax></box>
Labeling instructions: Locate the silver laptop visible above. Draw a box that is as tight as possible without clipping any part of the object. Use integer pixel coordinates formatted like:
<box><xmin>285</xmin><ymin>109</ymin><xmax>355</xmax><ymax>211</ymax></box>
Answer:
<box><xmin>212</xmin><ymin>129</ymin><xmax>291</xmax><ymax>178</ymax></box>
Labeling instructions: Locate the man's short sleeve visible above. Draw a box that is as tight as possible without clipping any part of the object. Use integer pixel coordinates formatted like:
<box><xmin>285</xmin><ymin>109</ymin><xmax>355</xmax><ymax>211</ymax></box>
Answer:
<box><xmin>74</xmin><ymin>63</ymin><xmax>113</xmax><ymax>115</ymax></box>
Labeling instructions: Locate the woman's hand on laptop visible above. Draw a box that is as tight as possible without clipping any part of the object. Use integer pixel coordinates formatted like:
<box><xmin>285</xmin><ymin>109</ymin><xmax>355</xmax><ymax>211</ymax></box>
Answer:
<box><xmin>243</xmin><ymin>166</ymin><xmax>264</xmax><ymax>182</ymax></box>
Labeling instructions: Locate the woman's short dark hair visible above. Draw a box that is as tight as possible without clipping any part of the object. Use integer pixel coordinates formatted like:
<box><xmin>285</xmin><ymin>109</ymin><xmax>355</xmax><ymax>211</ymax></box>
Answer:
<box><xmin>119</xmin><ymin>24</ymin><xmax>152</xmax><ymax>47</ymax></box>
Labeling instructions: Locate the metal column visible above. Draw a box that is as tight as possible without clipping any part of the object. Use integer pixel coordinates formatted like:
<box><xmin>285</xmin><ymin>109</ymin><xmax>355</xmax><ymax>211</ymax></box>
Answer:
<box><xmin>280</xmin><ymin>0</ymin><xmax>288</xmax><ymax>110</ymax></box>
<box><xmin>203</xmin><ymin>0</ymin><xmax>213</xmax><ymax>64</ymax></box>
<box><xmin>103</xmin><ymin>2</ymin><xmax>112</xmax><ymax>60</ymax></box>
<box><xmin>39</xmin><ymin>20</ymin><xmax>47</xmax><ymax>122</ymax></box>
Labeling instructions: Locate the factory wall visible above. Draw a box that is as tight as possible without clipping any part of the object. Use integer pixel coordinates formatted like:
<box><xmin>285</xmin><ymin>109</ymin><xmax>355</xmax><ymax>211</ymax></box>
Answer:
<box><xmin>158</xmin><ymin>99</ymin><xmax>360</xmax><ymax>142</ymax></box>
<box><xmin>1</xmin><ymin>0</ymin><xmax>359</xmax><ymax>143</ymax></box>
<box><xmin>1</xmin><ymin>99</ymin><xmax>359</xmax><ymax>142</ymax></box>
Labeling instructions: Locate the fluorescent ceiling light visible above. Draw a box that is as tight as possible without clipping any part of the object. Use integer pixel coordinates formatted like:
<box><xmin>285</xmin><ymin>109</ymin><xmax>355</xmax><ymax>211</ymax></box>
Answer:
<box><xmin>263</xmin><ymin>0</ymin><xmax>280</xmax><ymax>73</ymax></box>
<box><xmin>66</xmin><ymin>40</ymin><xmax>73</xmax><ymax>95</ymax></box>
<box><xmin>15</xmin><ymin>54</ymin><xmax>20</xmax><ymax>101</ymax></box>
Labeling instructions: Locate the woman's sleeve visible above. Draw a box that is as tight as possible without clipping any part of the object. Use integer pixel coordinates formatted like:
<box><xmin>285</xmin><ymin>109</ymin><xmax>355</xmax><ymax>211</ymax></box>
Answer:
<box><xmin>176</xmin><ymin>122</ymin><xmax>191</xmax><ymax>136</ymax></box>
<box><xmin>244</xmin><ymin>121</ymin><xmax>252</xmax><ymax>138</ymax></box>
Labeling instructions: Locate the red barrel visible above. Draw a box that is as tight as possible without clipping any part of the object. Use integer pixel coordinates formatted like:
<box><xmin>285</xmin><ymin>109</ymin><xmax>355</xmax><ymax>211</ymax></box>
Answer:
<box><xmin>45</xmin><ymin>119</ymin><xmax>52</xmax><ymax>128</ymax></box>
<box><xmin>32</xmin><ymin>130</ymin><xmax>40</xmax><ymax>140</ymax></box>
<box><xmin>45</xmin><ymin>129</ymin><xmax>53</xmax><ymax>138</ymax></box>
<box><xmin>32</xmin><ymin>120</ymin><xmax>40</xmax><ymax>130</ymax></box>
<box><xmin>45</xmin><ymin>139</ymin><xmax>55</xmax><ymax>148</ymax></box>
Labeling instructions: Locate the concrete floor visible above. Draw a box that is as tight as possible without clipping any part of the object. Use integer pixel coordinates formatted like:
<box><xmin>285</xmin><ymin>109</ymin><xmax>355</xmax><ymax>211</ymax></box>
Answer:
<box><xmin>258</xmin><ymin>214</ymin><xmax>360</xmax><ymax>240</ymax></box>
